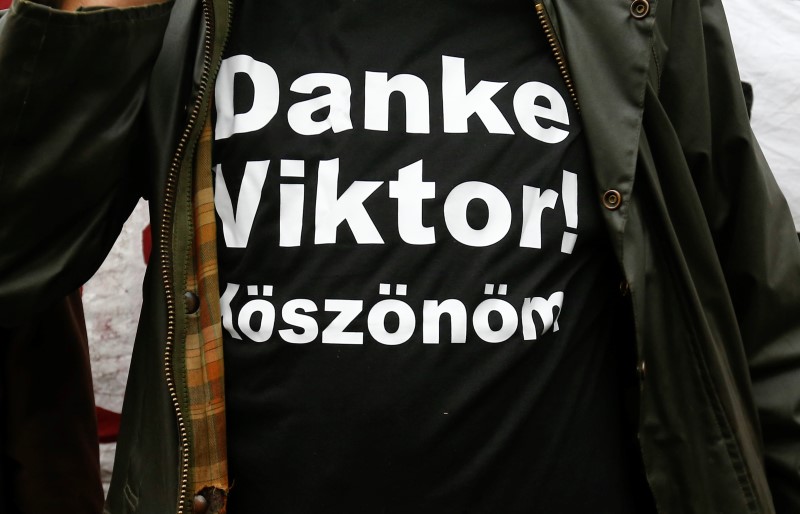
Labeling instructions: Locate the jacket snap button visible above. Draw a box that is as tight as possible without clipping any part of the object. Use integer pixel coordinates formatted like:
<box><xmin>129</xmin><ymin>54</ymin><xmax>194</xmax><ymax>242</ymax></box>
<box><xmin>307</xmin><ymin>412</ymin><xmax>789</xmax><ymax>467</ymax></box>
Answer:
<box><xmin>602</xmin><ymin>190</ymin><xmax>623</xmax><ymax>210</ymax></box>
<box><xmin>619</xmin><ymin>280</ymin><xmax>631</xmax><ymax>297</ymax></box>
<box><xmin>630</xmin><ymin>0</ymin><xmax>650</xmax><ymax>19</ymax></box>
<box><xmin>193</xmin><ymin>494</ymin><xmax>209</xmax><ymax>514</ymax></box>
<box><xmin>185</xmin><ymin>291</ymin><xmax>200</xmax><ymax>314</ymax></box>
<box><xmin>636</xmin><ymin>360</ymin><xmax>647</xmax><ymax>382</ymax></box>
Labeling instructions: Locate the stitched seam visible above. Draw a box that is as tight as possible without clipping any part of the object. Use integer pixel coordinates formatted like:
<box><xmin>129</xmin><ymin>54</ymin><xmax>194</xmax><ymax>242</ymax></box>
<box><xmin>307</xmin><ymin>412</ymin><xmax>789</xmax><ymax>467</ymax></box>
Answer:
<box><xmin>650</xmin><ymin>45</ymin><xmax>662</xmax><ymax>94</ymax></box>
<box><xmin>123</xmin><ymin>483</ymin><xmax>139</xmax><ymax>511</ymax></box>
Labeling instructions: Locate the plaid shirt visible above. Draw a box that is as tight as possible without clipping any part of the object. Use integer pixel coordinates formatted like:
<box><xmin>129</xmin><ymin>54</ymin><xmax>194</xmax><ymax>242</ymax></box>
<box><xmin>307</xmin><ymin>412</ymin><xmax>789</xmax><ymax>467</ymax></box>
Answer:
<box><xmin>185</xmin><ymin>116</ymin><xmax>229</xmax><ymax>512</ymax></box>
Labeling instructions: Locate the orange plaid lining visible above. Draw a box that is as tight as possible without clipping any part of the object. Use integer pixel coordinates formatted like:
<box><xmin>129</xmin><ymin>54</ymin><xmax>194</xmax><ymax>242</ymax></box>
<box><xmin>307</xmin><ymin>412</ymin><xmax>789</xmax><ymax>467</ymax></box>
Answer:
<box><xmin>185</xmin><ymin>115</ymin><xmax>229</xmax><ymax>510</ymax></box>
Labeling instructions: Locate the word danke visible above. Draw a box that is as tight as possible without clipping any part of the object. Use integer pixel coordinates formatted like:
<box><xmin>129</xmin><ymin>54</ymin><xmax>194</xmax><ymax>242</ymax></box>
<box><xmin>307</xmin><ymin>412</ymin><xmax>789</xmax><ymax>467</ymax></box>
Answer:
<box><xmin>215</xmin><ymin>54</ymin><xmax>571</xmax><ymax>144</ymax></box>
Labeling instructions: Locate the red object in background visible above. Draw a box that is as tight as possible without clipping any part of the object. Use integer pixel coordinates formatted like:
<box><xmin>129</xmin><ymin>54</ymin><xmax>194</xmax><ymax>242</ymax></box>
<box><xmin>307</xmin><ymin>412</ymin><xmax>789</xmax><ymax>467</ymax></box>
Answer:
<box><xmin>142</xmin><ymin>224</ymin><xmax>152</xmax><ymax>264</ymax></box>
<box><xmin>0</xmin><ymin>0</ymin><xmax>11</xmax><ymax>9</ymax></box>
<box><xmin>96</xmin><ymin>406</ymin><xmax>121</xmax><ymax>443</ymax></box>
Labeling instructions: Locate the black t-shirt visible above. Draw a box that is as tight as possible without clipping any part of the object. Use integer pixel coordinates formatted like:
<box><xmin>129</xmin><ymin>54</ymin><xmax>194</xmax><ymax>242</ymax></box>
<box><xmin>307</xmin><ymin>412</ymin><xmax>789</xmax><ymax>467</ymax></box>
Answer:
<box><xmin>213</xmin><ymin>1</ymin><xmax>644</xmax><ymax>512</ymax></box>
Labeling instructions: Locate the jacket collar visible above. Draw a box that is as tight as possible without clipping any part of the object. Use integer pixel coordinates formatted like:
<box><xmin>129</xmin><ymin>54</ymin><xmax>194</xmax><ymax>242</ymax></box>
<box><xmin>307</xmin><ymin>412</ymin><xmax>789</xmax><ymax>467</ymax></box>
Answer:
<box><xmin>539</xmin><ymin>0</ymin><xmax>659</xmax><ymax>245</ymax></box>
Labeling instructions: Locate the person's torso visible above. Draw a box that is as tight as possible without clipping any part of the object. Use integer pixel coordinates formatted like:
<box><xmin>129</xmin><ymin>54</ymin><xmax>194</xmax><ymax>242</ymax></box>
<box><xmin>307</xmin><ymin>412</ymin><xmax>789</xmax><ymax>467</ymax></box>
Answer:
<box><xmin>212</xmin><ymin>1</ymin><xmax>642</xmax><ymax>511</ymax></box>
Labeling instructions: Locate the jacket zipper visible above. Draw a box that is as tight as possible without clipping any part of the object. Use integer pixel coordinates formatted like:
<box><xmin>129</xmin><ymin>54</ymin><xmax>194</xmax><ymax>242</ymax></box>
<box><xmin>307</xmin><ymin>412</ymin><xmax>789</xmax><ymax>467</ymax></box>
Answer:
<box><xmin>161</xmin><ymin>0</ymin><xmax>217</xmax><ymax>511</ymax></box>
<box><xmin>534</xmin><ymin>1</ymin><xmax>580</xmax><ymax>111</ymax></box>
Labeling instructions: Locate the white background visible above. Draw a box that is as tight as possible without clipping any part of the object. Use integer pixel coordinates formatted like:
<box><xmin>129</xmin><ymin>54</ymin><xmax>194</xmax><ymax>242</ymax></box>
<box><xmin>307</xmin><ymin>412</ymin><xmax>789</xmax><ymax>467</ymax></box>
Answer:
<box><xmin>725</xmin><ymin>0</ymin><xmax>800</xmax><ymax>230</ymax></box>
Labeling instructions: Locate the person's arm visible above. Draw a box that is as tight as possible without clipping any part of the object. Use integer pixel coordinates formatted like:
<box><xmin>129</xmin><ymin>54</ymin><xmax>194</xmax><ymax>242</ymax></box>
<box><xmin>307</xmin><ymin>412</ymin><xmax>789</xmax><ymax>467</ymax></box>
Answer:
<box><xmin>656</xmin><ymin>0</ymin><xmax>800</xmax><ymax>509</ymax></box>
<box><xmin>0</xmin><ymin>0</ymin><xmax>173</xmax><ymax>326</ymax></box>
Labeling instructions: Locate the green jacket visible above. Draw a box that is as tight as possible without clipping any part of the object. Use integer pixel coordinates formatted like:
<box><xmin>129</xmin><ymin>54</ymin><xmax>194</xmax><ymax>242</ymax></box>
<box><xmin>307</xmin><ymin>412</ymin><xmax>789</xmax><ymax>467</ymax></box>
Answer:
<box><xmin>1</xmin><ymin>0</ymin><xmax>799</xmax><ymax>512</ymax></box>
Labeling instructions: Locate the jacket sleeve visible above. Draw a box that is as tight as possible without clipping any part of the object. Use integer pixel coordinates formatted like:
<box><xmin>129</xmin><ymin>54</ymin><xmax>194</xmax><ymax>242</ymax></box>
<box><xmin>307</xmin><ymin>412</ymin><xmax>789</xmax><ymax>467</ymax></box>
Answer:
<box><xmin>657</xmin><ymin>0</ymin><xmax>800</xmax><ymax>509</ymax></box>
<box><xmin>0</xmin><ymin>0</ymin><xmax>173</xmax><ymax>326</ymax></box>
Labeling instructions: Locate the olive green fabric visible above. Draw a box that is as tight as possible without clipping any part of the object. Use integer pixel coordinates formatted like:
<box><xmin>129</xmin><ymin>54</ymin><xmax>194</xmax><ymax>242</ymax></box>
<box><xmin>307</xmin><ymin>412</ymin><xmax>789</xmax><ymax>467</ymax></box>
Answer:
<box><xmin>0</xmin><ymin>0</ymin><xmax>799</xmax><ymax>513</ymax></box>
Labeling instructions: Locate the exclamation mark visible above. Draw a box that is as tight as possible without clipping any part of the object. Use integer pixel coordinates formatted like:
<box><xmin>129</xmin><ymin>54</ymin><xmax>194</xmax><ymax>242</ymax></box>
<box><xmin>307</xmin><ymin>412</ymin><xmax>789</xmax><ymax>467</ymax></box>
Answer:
<box><xmin>561</xmin><ymin>170</ymin><xmax>578</xmax><ymax>254</ymax></box>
